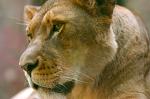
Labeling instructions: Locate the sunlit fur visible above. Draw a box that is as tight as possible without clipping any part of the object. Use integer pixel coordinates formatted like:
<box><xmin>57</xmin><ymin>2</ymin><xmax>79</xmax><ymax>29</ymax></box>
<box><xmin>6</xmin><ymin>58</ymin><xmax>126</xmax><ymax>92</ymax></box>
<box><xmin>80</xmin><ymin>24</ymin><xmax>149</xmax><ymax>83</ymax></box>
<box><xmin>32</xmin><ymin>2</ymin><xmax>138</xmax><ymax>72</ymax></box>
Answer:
<box><xmin>19</xmin><ymin>0</ymin><xmax>150</xmax><ymax>99</ymax></box>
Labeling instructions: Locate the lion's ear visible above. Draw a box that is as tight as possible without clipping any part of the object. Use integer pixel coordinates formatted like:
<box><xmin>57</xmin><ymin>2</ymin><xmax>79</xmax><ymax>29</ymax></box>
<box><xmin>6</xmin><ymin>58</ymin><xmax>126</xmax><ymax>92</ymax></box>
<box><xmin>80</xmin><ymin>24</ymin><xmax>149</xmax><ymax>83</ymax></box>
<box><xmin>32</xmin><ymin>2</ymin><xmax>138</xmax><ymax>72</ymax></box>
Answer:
<box><xmin>73</xmin><ymin>0</ymin><xmax>115</xmax><ymax>17</ymax></box>
<box><xmin>24</xmin><ymin>5</ymin><xmax>40</xmax><ymax>23</ymax></box>
<box><xmin>96</xmin><ymin>0</ymin><xmax>115</xmax><ymax>17</ymax></box>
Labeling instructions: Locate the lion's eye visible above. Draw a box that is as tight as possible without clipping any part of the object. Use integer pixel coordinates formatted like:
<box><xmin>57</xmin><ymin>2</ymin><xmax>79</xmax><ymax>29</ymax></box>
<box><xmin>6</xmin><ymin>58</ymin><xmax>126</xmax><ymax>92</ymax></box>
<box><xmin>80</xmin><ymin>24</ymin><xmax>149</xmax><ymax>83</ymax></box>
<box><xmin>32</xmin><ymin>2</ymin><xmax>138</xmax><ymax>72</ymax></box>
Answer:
<box><xmin>52</xmin><ymin>24</ymin><xmax>63</xmax><ymax>33</ymax></box>
<box><xmin>49</xmin><ymin>23</ymin><xmax>63</xmax><ymax>38</ymax></box>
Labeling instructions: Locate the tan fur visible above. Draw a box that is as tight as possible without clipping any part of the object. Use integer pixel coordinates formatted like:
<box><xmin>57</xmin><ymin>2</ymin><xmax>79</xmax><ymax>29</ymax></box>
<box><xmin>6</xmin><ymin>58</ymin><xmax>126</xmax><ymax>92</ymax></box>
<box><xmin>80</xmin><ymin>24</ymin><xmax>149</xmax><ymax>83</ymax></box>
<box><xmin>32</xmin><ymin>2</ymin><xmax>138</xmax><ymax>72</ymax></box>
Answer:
<box><xmin>19</xmin><ymin>0</ymin><xmax>150</xmax><ymax>99</ymax></box>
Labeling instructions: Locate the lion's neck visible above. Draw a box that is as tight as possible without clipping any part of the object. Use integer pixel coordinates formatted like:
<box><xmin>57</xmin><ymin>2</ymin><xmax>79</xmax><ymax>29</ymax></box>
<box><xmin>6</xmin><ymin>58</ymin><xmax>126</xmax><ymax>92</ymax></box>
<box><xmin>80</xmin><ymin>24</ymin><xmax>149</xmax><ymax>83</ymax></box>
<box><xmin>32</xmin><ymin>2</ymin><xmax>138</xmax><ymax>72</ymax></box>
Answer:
<box><xmin>67</xmin><ymin>84</ymin><xmax>107</xmax><ymax>99</ymax></box>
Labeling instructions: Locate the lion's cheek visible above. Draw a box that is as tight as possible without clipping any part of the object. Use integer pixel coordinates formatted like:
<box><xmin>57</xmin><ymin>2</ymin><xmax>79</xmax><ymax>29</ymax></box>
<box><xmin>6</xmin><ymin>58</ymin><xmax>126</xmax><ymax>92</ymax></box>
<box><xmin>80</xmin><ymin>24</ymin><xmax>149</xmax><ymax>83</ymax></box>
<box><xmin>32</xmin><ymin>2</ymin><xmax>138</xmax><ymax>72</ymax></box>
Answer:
<box><xmin>31</xmin><ymin>65</ymin><xmax>62</xmax><ymax>88</ymax></box>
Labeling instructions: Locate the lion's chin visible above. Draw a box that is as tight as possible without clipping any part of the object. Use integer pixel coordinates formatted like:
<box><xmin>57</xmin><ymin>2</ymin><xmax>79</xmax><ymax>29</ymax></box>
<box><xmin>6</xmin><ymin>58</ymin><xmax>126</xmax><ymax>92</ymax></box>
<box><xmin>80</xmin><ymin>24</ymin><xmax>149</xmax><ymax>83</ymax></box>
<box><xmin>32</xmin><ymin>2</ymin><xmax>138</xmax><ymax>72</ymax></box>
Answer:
<box><xmin>32</xmin><ymin>81</ymin><xmax>75</xmax><ymax>95</ymax></box>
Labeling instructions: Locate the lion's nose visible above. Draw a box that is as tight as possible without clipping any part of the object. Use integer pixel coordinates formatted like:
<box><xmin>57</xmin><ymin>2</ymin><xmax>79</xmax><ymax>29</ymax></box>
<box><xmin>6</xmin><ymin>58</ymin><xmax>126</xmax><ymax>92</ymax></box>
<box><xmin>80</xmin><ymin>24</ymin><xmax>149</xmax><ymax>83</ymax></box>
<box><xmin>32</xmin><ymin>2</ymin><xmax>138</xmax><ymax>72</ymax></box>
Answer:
<box><xmin>19</xmin><ymin>48</ymin><xmax>39</xmax><ymax>75</ymax></box>
<box><xmin>19</xmin><ymin>39</ymin><xmax>42</xmax><ymax>75</ymax></box>
<box><xmin>20</xmin><ymin>60</ymin><xmax>38</xmax><ymax>75</ymax></box>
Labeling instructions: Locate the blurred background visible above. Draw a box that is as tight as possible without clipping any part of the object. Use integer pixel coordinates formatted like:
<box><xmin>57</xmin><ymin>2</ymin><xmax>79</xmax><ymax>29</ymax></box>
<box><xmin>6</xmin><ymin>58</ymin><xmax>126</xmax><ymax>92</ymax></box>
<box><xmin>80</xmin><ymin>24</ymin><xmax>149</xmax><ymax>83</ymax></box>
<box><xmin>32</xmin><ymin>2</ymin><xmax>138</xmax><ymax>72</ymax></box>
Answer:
<box><xmin>0</xmin><ymin>0</ymin><xmax>149</xmax><ymax>99</ymax></box>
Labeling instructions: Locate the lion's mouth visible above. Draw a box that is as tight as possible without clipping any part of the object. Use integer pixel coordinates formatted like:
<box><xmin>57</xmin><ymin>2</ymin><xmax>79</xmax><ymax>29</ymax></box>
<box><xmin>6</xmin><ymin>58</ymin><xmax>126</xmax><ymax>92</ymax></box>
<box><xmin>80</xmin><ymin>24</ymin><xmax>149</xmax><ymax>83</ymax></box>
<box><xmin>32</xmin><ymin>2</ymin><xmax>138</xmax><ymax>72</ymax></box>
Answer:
<box><xmin>32</xmin><ymin>80</ymin><xmax>75</xmax><ymax>95</ymax></box>
<box><xmin>51</xmin><ymin>81</ymin><xmax>75</xmax><ymax>94</ymax></box>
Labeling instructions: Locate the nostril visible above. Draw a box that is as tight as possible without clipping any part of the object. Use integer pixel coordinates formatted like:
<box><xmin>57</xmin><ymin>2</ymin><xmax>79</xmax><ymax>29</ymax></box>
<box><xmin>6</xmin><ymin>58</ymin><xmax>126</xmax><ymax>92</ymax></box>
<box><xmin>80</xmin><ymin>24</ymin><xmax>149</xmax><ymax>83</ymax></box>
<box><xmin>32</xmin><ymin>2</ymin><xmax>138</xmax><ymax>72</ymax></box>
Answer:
<box><xmin>21</xmin><ymin>60</ymin><xmax>38</xmax><ymax>76</ymax></box>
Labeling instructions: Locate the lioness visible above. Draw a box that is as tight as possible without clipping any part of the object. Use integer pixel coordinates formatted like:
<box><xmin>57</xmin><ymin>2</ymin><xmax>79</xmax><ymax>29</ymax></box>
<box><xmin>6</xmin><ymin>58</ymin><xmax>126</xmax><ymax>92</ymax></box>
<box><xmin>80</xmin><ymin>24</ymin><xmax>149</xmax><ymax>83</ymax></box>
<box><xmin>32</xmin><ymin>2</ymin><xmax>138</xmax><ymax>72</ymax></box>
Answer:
<box><xmin>19</xmin><ymin>0</ymin><xmax>150</xmax><ymax>99</ymax></box>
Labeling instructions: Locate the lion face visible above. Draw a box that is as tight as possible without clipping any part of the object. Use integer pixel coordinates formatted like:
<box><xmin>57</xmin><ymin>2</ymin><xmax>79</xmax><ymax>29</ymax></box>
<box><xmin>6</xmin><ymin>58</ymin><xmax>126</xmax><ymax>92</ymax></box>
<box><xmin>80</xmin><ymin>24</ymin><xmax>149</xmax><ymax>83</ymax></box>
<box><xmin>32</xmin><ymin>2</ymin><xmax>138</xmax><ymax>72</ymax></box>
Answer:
<box><xmin>19</xmin><ymin>0</ymin><xmax>117</xmax><ymax>95</ymax></box>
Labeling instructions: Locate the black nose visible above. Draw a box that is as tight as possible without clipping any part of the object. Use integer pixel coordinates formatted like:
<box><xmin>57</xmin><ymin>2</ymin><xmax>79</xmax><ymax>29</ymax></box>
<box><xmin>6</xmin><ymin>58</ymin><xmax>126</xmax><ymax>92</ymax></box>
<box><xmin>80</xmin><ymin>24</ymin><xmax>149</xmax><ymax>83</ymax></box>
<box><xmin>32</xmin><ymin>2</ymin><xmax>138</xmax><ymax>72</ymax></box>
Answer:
<box><xmin>21</xmin><ymin>60</ymin><xmax>38</xmax><ymax>76</ymax></box>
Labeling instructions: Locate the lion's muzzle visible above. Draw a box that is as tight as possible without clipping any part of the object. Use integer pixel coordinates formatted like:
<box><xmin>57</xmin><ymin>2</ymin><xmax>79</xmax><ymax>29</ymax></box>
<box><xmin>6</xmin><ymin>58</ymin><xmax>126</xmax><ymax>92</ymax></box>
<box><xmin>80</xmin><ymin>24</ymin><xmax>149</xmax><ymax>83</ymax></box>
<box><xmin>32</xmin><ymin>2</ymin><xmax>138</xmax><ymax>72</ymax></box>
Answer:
<box><xmin>19</xmin><ymin>42</ymin><xmax>41</xmax><ymax>76</ymax></box>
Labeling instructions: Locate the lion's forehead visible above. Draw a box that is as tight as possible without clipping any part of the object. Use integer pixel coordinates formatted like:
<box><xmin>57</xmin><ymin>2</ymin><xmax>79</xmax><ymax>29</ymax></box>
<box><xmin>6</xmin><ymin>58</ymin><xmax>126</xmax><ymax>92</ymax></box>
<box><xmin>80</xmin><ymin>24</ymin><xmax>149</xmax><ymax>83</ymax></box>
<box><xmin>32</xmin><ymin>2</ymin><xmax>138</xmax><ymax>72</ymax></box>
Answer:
<box><xmin>27</xmin><ymin>4</ymin><xmax>77</xmax><ymax>34</ymax></box>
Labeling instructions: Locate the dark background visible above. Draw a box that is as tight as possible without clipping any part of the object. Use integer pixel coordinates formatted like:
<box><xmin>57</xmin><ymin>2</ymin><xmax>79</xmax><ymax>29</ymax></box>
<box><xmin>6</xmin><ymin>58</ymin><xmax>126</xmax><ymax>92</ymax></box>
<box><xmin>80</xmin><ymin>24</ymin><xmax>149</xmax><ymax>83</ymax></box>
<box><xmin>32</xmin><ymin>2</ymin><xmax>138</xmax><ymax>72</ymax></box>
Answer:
<box><xmin>0</xmin><ymin>0</ymin><xmax>149</xmax><ymax>99</ymax></box>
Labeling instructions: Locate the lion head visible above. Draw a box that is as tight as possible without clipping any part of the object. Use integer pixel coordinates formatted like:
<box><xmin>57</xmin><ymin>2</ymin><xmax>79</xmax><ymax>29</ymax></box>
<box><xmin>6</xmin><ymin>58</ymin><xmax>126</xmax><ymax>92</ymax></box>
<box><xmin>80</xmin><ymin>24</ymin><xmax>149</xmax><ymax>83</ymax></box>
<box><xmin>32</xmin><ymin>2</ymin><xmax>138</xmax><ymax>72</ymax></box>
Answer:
<box><xmin>19</xmin><ymin>0</ymin><xmax>117</xmax><ymax>97</ymax></box>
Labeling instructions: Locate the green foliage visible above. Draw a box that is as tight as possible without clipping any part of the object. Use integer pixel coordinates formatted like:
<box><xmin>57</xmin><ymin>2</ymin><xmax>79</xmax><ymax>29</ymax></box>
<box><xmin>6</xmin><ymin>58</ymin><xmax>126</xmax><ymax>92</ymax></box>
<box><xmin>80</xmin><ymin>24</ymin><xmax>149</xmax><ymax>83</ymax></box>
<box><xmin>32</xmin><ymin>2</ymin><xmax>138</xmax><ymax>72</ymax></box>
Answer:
<box><xmin>31</xmin><ymin>0</ymin><xmax>47</xmax><ymax>5</ymax></box>
<box><xmin>117</xmin><ymin>0</ymin><xmax>126</xmax><ymax>5</ymax></box>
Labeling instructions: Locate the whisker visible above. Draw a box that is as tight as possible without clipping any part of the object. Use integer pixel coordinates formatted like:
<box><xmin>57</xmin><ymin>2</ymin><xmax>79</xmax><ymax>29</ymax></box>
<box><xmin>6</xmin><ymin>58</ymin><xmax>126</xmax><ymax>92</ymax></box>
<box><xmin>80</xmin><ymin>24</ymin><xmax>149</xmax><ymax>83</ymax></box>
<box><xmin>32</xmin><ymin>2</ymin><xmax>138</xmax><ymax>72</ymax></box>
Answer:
<box><xmin>16</xmin><ymin>22</ymin><xmax>28</xmax><ymax>26</ymax></box>
<box><xmin>62</xmin><ymin>67</ymin><xmax>94</xmax><ymax>81</ymax></box>
<box><xmin>55</xmin><ymin>86</ymin><xmax>62</xmax><ymax>92</ymax></box>
<box><xmin>60</xmin><ymin>83</ymin><xmax>68</xmax><ymax>89</ymax></box>
<box><xmin>77</xmin><ymin>71</ymin><xmax>94</xmax><ymax>81</ymax></box>
<box><xmin>0</xmin><ymin>15</ymin><xmax>25</xmax><ymax>23</ymax></box>
<box><xmin>0</xmin><ymin>15</ymin><xmax>28</xmax><ymax>27</ymax></box>
<box><xmin>62</xmin><ymin>76</ymin><xmax>89</xmax><ymax>84</ymax></box>
<box><xmin>6</xmin><ymin>16</ymin><xmax>24</xmax><ymax>22</ymax></box>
